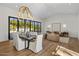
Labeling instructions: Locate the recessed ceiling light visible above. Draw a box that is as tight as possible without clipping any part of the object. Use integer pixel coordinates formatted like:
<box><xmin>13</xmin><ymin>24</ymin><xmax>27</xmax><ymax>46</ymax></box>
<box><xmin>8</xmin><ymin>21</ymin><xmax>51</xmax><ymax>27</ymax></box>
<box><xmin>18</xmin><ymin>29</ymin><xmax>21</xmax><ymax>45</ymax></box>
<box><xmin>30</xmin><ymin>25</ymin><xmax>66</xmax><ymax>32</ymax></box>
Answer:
<box><xmin>16</xmin><ymin>5</ymin><xmax>18</xmax><ymax>7</ymax></box>
<box><xmin>47</xmin><ymin>25</ymin><xmax>51</xmax><ymax>28</ymax></box>
<box><xmin>63</xmin><ymin>24</ymin><xmax>66</xmax><ymax>28</ymax></box>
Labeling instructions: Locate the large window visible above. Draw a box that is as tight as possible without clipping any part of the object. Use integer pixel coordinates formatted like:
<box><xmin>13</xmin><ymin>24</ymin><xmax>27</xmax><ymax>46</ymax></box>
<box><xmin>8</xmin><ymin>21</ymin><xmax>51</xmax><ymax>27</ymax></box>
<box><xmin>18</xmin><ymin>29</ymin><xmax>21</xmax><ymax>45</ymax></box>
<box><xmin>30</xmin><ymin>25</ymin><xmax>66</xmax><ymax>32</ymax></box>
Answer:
<box><xmin>8</xmin><ymin>16</ymin><xmax>41</xmax><ymax>39</ymax></box>
<box><xmin>9</xmin><ymin>17</ymin><xmax>18</xmax><ymax>33</ymax></box>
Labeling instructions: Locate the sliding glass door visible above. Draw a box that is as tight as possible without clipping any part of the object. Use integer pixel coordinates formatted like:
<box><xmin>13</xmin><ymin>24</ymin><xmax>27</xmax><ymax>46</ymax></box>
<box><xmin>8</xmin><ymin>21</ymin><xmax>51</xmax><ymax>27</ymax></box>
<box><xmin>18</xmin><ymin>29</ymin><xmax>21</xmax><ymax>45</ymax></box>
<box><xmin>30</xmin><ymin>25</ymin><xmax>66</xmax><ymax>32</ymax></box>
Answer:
<box><xmin>10</xmin><ymin>17</ymin><xmax>18</xmax><ymax>33</ymax></box>
<box><xmin>30</xmin><ymin>21</ymin><xmax>35</xmax><ymax>32</ymax></box>
<box><xmin>18</xmin><ymin>18</ymin><xmax>24</xmax><ymax>32</ymax></box>
<box><xmin>25</xmin><ymin>20</ymin><xmax>31</xmax><ymax>32</ymax></box>
<box><xmin>8</xmin><ymin>16</ymin><xmax>18</xmax><ymax>40</ymax></box>
<box><xmin>37</xmin><ymin>22</ymin><xmax>41</xmax><ymax>33</ymax></box>
<box><xmin>8</xmin><ymin>16</ymin><xmax>41</xmax><ymax>40</ymax></box>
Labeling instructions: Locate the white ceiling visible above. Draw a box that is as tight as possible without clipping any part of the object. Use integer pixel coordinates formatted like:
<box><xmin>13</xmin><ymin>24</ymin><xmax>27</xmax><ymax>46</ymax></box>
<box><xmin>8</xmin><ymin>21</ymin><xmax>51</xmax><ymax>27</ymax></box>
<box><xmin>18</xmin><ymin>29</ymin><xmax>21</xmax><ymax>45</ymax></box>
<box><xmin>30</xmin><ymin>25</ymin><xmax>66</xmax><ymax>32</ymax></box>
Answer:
<box><xmin>0</xmin><ymin>3</ymin><xmax>79</xmax><ymax>19</ymax></box>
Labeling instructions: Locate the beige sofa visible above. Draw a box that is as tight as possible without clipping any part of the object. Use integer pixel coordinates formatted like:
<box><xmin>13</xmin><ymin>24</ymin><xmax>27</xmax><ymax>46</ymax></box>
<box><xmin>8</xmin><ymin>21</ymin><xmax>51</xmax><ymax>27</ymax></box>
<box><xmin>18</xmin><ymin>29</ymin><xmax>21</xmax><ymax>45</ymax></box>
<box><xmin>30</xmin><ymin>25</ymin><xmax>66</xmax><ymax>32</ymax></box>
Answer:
<box><xmin>47</xmin><ymin>32</ymin><xmax>59</xmax><ymax>42</ymax></box>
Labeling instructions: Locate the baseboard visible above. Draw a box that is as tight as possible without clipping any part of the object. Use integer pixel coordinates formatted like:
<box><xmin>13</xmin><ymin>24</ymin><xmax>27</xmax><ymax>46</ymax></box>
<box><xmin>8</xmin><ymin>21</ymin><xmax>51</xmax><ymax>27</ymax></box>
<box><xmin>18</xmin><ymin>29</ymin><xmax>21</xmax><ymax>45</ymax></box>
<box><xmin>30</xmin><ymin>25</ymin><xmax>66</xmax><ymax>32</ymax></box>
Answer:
<box><xmin>0</xmin><ymin>40</ymin><xmax>9</xmax><ymax>43</ymax></box>
<box><xmin>69</xmin><ymin>37</ymin><xmax>78</xmax><ymax>39</ymax></box>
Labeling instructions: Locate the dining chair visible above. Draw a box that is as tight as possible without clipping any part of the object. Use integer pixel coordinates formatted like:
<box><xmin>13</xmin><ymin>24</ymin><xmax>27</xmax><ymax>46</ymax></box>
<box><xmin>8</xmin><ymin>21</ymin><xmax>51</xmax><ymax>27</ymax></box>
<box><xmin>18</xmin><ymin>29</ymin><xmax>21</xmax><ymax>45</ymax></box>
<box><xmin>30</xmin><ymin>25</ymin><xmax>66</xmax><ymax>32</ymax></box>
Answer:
<box><xmin>29</xmin><ymin>34</ymin><xmax>43</xmax><ymax>53</ymax></box>
<box><xmin>12</xmin><ymin>32</ymin><xmax>26</xmax><ymax>51</ymax></box>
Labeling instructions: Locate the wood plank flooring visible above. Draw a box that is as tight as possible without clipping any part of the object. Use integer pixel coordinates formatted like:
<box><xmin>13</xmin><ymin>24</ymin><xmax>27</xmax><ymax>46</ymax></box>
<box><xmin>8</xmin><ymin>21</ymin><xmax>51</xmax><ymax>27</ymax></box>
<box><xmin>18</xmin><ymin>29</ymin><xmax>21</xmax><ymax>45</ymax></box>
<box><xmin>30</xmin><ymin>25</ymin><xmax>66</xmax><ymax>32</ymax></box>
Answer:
<box><xmin>0</xmin><ymin>38</ymin><xmax>79</xmax><ymax>56</ymax></box>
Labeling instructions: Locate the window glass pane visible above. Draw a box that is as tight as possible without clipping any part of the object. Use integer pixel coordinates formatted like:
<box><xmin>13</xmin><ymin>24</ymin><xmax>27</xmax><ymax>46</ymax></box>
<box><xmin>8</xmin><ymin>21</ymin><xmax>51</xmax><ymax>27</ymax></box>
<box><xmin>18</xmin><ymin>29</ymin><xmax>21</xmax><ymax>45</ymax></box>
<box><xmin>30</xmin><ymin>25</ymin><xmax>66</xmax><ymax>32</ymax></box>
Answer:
<box><xmin>31</xmin><ymin>21</ymin><xmax>34</xmax><ymax>32</ymax></box>
<box><xmin>25</xmin><ymin>20</ymin><xmax>31</xmax><ymax>32</ymax></box>
<box><xmin>37</xmin><ymin>22</ymin><xmax>40</xmax><ymax>32</ymax></box>
<box><xmin>35</xmin><ymin>22</ymin><xmax>38</xmax><ymax>32</ymax></box>
<box><xmin>19</xmin><ymin>19</ymin><xmax>24</xmax><ymax>32</ymax></box>
<box><xmin>39</xmin><ymin>23</ymin><xmax>41</xmax><ymax>32</ymax></box>
<box><xmin>10</xmin><ymin>17</ymin><xmax>17</xmax><ymax>33</ymax></box>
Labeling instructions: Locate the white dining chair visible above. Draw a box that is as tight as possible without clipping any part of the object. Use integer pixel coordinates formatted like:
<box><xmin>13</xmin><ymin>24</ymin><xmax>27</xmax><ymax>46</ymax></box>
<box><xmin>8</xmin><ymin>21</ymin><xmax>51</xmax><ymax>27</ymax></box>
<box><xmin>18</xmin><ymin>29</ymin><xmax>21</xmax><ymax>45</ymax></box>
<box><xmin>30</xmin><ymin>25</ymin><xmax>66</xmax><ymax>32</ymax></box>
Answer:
<box><xmin>29</xmin><ymin>34</ymin><xmax>43</xmax><ymax>53</ymax></box>
<box><xmin>12</xmin><ymin>32</ymin><xmax>27</xmax><ymax>51</ymax></box>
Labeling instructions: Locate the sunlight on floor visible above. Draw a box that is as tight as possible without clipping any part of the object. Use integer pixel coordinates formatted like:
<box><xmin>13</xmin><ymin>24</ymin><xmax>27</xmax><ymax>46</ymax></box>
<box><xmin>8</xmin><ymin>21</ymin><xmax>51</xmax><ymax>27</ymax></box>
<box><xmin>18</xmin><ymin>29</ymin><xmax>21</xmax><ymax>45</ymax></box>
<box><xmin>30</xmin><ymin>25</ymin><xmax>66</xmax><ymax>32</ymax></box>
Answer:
<box><xmin>54</xmin><ymin>46</ymin><xmax>79</xmax><ymax>56</ymax></box>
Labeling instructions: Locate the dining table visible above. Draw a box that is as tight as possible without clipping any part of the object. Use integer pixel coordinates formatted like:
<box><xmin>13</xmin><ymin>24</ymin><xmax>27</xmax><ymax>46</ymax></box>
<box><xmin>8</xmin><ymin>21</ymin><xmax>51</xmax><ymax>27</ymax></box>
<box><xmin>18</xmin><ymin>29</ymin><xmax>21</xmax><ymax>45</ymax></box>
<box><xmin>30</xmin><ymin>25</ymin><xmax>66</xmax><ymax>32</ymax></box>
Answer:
<box><xmin>19</xmin><ymin>34</ymin><xmax>36</xmax><ymax>49</ymax></box>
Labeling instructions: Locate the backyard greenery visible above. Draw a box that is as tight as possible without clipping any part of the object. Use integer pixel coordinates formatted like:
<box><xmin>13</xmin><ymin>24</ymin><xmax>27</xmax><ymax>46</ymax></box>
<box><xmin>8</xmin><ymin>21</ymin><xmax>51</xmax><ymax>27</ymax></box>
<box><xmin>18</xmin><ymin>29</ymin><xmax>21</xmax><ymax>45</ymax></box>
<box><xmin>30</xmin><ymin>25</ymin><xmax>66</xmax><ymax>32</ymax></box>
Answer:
<box><xmin>10</xmin><ymin>19</ymin><xmax>41</xmax><ymax>31</ymax></box>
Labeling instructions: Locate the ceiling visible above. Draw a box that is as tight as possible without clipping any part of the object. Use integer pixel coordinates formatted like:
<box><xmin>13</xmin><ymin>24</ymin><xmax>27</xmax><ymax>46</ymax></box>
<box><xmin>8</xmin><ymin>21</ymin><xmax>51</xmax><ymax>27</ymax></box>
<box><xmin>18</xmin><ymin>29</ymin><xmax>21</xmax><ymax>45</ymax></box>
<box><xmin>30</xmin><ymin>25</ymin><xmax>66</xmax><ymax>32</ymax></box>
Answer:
<box><xmin>0</xmin><ymin>3</ymin><xmax>79</xmax><ymax>19</ymax></box>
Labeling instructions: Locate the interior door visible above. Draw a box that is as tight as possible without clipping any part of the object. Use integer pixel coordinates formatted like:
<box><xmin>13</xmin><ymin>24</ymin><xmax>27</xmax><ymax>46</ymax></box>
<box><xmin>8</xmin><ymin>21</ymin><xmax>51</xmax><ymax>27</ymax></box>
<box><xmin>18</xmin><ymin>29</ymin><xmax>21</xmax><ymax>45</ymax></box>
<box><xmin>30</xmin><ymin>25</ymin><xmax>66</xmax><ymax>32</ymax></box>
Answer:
<box><xmin>52</xmin><ymin>23</ymin><xmax>61</xmax><ymax>32</ymax></box>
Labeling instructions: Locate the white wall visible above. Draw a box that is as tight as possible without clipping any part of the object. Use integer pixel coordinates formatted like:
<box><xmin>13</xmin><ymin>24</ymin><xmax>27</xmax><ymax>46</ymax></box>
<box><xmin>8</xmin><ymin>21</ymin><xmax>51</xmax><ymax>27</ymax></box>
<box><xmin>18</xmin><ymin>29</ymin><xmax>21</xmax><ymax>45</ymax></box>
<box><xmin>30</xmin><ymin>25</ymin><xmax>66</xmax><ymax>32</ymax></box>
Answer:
<box><xmin>0</xmin><ymin>6</ymin><xmax>42</xmax><ymax>42</ymax></box>
<box><xmin>0</xmin><ymin>6</ymin><xmax>16</xmax><ymax>42</ymax></box>
<box><xmin>78</xmin><ymin>14</ymin><xmax>79</xmax><ymax>39</ymax></box>
<box><xmin>43</xmin><ymin>14</ymin><xmax>78</xmax><ymax>38</ymax></box>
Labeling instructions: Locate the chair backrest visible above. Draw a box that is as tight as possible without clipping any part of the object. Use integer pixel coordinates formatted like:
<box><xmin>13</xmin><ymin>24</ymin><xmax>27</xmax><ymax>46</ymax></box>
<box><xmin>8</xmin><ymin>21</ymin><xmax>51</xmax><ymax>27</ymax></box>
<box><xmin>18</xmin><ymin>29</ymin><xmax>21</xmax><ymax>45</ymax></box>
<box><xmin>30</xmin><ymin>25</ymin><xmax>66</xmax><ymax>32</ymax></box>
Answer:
<box><xmin>36</xmin><ymin>35</ymin><xmax>43</xmax><ymax>45</ymax></box>
<box><xmin>30</xmin><ymin>32</ymin><xmax>37</xmax><ymax>36</ymax></box>
<box><xmin>35</xmin><ymin>34</ymin><xmax>43</xmax><ymax>51</ymax></box>
<box><xmin>12</xmin><ymin>32</ymin><xmax>18</xmax><ymax>47</ymax></box>
<box><xmin>12</xmin><ymin>32</ymin><xmax>19</xmax><ymax>40</ymax></box>
<box><xmin>12</xmin><ymin>32</ymin><xmax>21</xmax><ymax>46</ymax></box>
<box><xmin>12</xmin><ymin>32</ymin><xmax>26</xmax><ymax>51</ymax></box>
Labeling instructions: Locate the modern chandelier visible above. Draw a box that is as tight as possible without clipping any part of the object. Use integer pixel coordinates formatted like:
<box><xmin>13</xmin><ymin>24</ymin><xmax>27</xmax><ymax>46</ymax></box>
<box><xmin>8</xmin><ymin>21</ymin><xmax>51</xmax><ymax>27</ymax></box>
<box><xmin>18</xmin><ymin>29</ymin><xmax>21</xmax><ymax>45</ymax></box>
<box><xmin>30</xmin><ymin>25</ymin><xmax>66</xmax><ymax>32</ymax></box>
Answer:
<box><xmin>17</xmin><ymin>5</ymin><xmax>33</xmax><ymax>20</ymax></box>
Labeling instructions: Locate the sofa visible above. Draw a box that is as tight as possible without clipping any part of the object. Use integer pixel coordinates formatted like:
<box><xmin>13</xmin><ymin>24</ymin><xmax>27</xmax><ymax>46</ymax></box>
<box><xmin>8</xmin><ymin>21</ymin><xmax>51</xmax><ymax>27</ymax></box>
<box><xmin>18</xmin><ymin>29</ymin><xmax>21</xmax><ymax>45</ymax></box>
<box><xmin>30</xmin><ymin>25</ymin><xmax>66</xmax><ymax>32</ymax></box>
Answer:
<box><xmin>46</xmin><ymin>32</ymin><xmax>59</xmax><ymax>42</ymax></box>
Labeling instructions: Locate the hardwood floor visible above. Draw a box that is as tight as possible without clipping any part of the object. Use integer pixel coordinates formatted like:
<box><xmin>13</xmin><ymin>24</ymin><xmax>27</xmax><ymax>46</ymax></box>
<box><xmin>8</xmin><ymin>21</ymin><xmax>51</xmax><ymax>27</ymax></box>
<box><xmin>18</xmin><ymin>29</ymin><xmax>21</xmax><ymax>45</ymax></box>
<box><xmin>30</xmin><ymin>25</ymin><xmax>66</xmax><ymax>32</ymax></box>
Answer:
<box><xmin>0</xmin><ymin>38</ymin><xmax>79</xmax><ymax>56</ymax></box>
<box><xmin>60</xmin><ymin>37</ymin><xmax>79</xmax><ymax>53</ymax></box>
